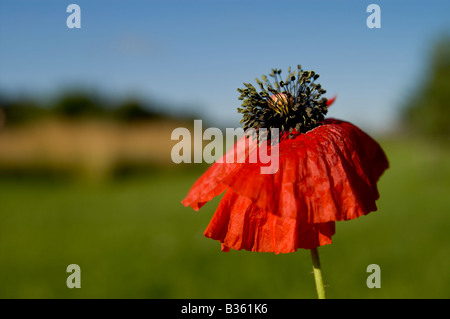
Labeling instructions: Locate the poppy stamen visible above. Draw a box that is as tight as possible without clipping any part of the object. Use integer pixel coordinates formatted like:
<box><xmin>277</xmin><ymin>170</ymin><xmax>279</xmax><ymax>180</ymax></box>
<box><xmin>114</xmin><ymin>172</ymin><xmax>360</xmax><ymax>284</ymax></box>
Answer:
<box><xmin>237</xmin><ymin>66</ymin><xmax>329</xmax><ymax>140</ymax></box>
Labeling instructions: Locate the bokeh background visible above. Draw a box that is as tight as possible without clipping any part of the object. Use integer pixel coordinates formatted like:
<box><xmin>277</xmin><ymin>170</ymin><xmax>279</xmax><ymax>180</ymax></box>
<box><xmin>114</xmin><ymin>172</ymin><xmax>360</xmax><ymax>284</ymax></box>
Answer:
<box><xmin>0</xmin><ymin>0</ymin><xmax>449</xmax><ymax>298</ymax></box>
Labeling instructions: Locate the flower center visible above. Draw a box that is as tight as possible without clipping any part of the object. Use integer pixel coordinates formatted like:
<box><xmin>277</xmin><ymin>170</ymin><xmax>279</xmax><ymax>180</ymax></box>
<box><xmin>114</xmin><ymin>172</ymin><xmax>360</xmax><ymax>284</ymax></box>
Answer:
<box><xmin>237</xmin><ymin>65</ymin><xmax>329</xmax><ymax>139</ymax></box>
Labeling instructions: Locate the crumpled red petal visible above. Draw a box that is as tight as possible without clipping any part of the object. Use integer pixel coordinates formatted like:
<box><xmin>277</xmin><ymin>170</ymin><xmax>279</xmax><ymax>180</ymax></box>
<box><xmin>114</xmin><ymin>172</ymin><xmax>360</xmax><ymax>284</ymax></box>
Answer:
<box><xmin>205</xmin><ymin>189</ymin><xmax>335</xmax><ymax>253</ymax></box>
<box><xmin>182</xmin><ymin>118</ymin><xmax>389</xmax><ymax>253</ymax></box>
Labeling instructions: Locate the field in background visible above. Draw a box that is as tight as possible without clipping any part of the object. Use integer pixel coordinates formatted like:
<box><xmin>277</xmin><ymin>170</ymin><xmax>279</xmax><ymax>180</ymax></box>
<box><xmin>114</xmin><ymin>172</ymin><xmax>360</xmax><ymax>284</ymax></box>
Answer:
<box><xmin>0</xmin><ymin>118</ymin><xmax>195</xmax><ymax>181</ymax></box>
<box><xmin>0</xmin><ymin>137</ymin><xmax>449</xmax><ymax>298</ymax></box>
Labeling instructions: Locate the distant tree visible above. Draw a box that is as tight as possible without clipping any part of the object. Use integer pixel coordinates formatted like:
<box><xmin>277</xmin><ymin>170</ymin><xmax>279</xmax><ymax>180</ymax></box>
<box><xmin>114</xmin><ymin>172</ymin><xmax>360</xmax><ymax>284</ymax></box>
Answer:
<box><xmin>0</xmin><ymin>96</ymin><xmax>47</xmax><ymax>126</ymax></box>
<box><xmin>403</xmin><ymin>36</ymin><xmax>450</xmax><ymax>138</ymax></box>
<box><xmin>53</xmin><ymin>91</ymin><xmax>104</xmax><ymax>118</ymax></box>
<box><xmin>0</xmin><ymin>90</ymin><xmax>195</xmax><ymax>125</ymax></box>
<box><xmin>113</xmin><ymin>99</ymin><xmax>163</xmax><ymax>122</ymax></box>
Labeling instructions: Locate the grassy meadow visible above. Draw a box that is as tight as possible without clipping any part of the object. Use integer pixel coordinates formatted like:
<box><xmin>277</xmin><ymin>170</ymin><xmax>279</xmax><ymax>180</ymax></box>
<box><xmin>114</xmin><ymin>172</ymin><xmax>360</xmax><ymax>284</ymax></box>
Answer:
<box><xmin>0</xmin><ymin>131</ymin><xmax>449</xmax><ymax>299</ymax></box>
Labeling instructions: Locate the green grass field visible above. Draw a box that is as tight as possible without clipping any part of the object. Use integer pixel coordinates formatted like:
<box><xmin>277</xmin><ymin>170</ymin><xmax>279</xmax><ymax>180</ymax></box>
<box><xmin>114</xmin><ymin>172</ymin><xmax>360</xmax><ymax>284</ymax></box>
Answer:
<box><xmin>0</xmin><ymin>138</ymin><xmax>449</xmax><ymax>298</ymax></box>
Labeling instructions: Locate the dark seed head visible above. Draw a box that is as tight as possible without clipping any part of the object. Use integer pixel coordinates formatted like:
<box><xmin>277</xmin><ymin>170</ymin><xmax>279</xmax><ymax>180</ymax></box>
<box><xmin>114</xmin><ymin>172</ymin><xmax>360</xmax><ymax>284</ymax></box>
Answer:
<box><xmin>237</xmin><ymin>65</ymin><xmax>328</xmax><ymax>140</ymax></box>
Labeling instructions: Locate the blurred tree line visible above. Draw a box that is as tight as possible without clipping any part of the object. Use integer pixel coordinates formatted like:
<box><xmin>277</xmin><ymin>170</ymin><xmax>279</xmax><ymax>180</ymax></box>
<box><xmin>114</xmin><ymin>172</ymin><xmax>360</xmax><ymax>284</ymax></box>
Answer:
<box><xmin>403</xmin><ymin>36</ymin><xmax>450</xmax><ymax>139</ymax></box>
<box><xmin>0</xmin><ymin>90</ymin><xmax>177</xmax><ymax>127</ymax></box>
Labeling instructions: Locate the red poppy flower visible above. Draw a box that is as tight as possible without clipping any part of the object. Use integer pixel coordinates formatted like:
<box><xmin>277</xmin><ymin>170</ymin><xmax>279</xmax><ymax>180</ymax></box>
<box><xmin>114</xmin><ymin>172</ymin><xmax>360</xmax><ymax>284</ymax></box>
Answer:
<box><xmin>182</xmin><ymin>66</ymin><xmax>389</xmax><ymax>254</ymax></box>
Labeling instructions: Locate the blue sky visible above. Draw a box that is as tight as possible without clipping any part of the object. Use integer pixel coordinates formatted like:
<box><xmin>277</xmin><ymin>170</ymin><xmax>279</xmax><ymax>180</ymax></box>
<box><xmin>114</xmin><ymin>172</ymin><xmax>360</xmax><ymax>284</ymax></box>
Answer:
<box><xmin>0</xmin><ymin>0</ymin><xmax>449</xmax><ymax>133</ymax></box>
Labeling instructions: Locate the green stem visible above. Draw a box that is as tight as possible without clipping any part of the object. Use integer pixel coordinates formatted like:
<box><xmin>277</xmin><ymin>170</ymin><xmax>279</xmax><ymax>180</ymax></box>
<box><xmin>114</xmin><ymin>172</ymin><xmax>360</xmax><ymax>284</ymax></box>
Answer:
<box><xmin>310</xmin><ymin>247</ymin><xmax>326</xmax><ymax>299</ymax></box>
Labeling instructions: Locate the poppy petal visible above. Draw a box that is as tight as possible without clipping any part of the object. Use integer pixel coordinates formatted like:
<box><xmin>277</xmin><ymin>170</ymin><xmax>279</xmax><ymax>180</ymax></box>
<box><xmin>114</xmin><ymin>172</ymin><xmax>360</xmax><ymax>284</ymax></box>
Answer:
<box><xmin>182</xmin><ymin>118</ymin><xmax>389</xmax><ymax>252</ymax></box>
<box><xmin>326</xmin><ymin>95</ymin><xmax>337</xmax><ymax>107</ymax></box>
<box><xmin>205</xmin><ymin>189</ymin><xmax>335</xmax><ymax>253</ymax></box>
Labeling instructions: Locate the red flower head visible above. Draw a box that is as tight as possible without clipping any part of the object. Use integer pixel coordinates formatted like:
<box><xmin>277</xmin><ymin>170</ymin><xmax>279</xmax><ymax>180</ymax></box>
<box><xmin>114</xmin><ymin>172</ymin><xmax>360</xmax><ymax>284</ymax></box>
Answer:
<box><xmin>182</xmin><ymin>66</ymin><xmax>389</xmax><ymax>254</ymax></box>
